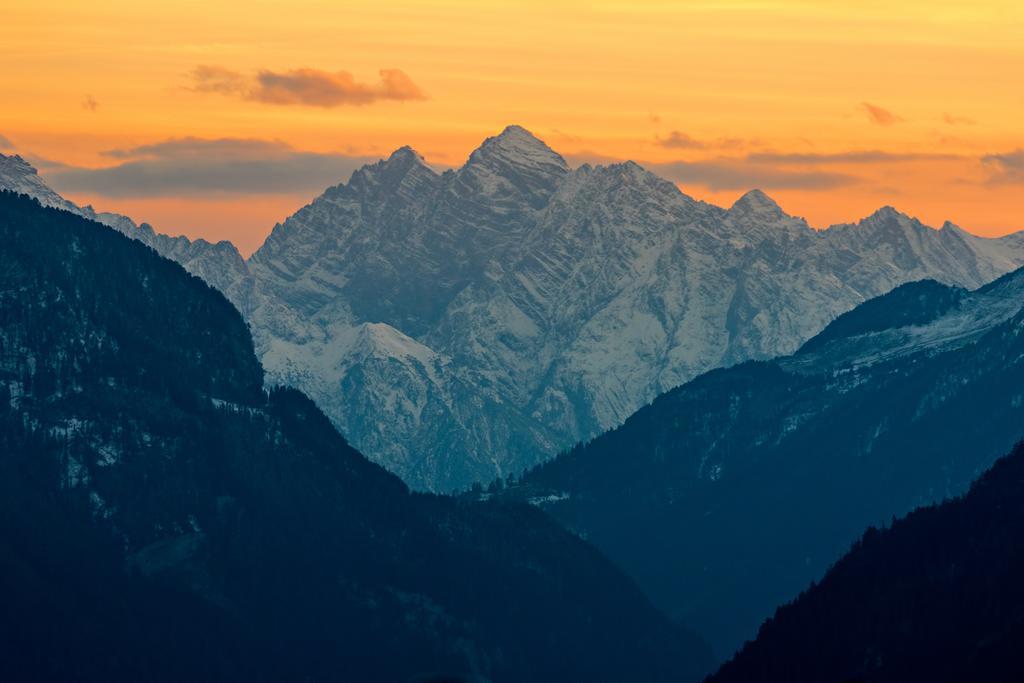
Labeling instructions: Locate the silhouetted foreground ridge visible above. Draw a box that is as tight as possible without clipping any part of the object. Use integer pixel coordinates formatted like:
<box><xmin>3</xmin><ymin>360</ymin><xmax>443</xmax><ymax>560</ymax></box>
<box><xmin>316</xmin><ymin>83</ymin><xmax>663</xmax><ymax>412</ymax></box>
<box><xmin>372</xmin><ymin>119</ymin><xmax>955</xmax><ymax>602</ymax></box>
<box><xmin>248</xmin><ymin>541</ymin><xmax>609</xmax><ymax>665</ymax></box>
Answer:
<box><xmin>710</xmin><ymin>441</ymin><xmax>1024</xmax><ymax>683</ymax></box>
<box><xmin>0</xmin><ymin>191</ymin><xmax>712</xmax><ymax>683</ymax></box>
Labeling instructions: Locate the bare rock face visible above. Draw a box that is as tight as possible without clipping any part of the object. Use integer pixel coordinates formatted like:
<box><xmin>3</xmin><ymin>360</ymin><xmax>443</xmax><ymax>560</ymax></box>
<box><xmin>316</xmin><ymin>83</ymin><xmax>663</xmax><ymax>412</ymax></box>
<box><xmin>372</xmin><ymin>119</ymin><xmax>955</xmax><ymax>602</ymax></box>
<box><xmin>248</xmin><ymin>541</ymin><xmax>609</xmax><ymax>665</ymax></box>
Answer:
<box><xmin>232</xmin><ymin>128</ymin><xmax>1024</xmax><ymax>491</ymax></box>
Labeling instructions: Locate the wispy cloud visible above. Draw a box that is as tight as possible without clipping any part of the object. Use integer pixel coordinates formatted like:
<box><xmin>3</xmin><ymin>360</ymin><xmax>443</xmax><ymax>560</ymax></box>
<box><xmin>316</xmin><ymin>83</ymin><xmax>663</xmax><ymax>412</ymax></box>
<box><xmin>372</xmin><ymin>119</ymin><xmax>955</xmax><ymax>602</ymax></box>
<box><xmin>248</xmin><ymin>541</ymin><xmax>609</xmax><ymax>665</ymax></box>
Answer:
<box><xmin>748</xmin><ymin>150</ymin><xmax>963</xmax><ymax>164</ymax></box>
<box><xmin>860</xmin><ymin>102</ymin><xmax>903</xmax><ymax>126</ymax></box>
<box><xmin>656</xmin><ymin>131</ymin><xmax>706</xmax><ymax>149</ymax></box>
<box><xmin>943</xmin><ymin>112</ymin><xmax>976</xmax><ymax>125</ymax></box>
<box><xmin>563</xmin><ymin>150</ymin><xmax>628</xmax><ymax>167</ymax></box>
<box><xmin>103</xmin><ymin>137</ymin><xmax>293</xmax><ymax>160</ymax></box>
<box><xmin>43</xmin><ymin>137</ymin><xmax>378</xmax><ymax>197</ymax></box>
<box><xmin>189</xmin><ymin>65</ymin><xmax>248</xmax><ymax>96</ymax></box>
<box><xmin>651</xmin><ymin>159</ymin><xmax>857</xmax><ymax>191</ymax></box>
<box><xmin>655</xmin><ymin>130</ymin><xmax>747</xmax><ymax>150</ymax></box>
<box><xmin>982</xmin><ymin>149</ymin><xmax>1024</xmax><ymax>185</ymax></box>
<box><xmin>0</xmin><ymin>134</ymin><xmax>13</xmax><ymax>150</ymax></box>
<box><xmin>16</xmin><ymin>152</ymin><xmax>77</xmax><ymax>172</ymax></box>
<box><xmin>567</xmin><ymin>150</ymin><xmax>857</xmax><ymax>191</ymax></box>
<box><xmin>190</xmin><ymin>65</ymin><xmax>427</xmax><ymax>107</ymax></box>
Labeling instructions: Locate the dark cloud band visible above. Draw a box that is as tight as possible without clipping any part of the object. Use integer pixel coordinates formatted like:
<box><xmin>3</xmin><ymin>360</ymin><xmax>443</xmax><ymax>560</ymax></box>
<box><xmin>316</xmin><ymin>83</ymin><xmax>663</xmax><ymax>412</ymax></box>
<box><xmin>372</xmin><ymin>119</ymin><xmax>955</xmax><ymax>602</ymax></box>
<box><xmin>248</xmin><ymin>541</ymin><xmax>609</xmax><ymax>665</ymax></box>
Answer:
<box><xmin>655</xmin><ymin>131</ymin><xmax>747</xmax><ymax>150</ymax></box>
<box><xmin>44</xmin><ymin>137</ymin><xmax>377</xmax><ymax>197</ymax></box>
<box><xmin>651</xmin><ymin>159</ymin><xmax>857</xmax><ymax>191</ymax></box>
<box><xmin>565</xmin><ymin>151</ymin><xmax>857</xmax><ymax>191</ymax></box>
<box><xmin>983</xmin><ymin>150</ymin><xmax>1024</xmax><ymax>185</ymax></box>
<box><xmin>190</xmin><ymin>65</ymin><xmax>426</xmax><ymax>107</ymax></box>
<box><xmin>748</xmin><ymin>150</ymin><xmax>963</xmax><ymax>164</ymax></box>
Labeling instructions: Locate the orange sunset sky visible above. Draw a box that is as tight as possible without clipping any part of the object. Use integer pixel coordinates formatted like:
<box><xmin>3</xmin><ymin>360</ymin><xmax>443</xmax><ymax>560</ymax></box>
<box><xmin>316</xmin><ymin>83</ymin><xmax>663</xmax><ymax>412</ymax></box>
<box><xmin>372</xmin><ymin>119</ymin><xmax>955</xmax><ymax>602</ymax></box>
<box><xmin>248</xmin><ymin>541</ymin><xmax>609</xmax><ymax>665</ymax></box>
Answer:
<box><xmin>3</xmin><ymin>0</ymin><xmax>1023</xmax><ymax>255</ymax></box>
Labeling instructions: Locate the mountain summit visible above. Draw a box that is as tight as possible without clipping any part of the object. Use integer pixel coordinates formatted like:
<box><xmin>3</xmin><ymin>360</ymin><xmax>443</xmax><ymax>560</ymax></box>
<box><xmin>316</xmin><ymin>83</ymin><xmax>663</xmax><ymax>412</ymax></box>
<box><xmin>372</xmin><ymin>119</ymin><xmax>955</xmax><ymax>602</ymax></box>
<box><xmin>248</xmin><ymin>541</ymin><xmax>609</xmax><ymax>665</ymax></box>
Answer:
<box><xmin>469</xmin><ymin>124</ymin><xmax>569</xmax><ymax>173</ymax></box>
<box><xmin>729</xmin><ymin>188</ymin><xmax>785</xmax><ymax>217</ymax></box>
<box><xmin>0</xmin><ymin>152</ymin><xmax>80</xmax><ymax>214</ymax></box>
<box><xmin>456</xmin><ymin>124</ymin><xmax>569</xmax><ymax>211</ymax></box>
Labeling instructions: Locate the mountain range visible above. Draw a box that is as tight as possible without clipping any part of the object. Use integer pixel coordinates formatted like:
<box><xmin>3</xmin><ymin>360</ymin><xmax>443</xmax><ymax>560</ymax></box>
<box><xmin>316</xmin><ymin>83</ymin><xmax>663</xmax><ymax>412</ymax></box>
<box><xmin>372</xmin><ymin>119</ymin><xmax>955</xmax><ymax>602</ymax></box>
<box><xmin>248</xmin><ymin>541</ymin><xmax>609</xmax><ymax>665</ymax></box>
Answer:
<box><xmin>511</xmin><ymin>263</ymin><xmax>1024</xmax><ymax>656</ymax></box>
<box><xmin>0</xmin><ymin>190</ymin><xmax>712</xmax><ymax>682</ymax></box>
<box><xmin>7</xmin><ymin>129</ymin><xmax>1024</xmax><ymax>491</ymax></box>
<box><xmin>7</xmin><ymin>125</ymin><xmax>1024</xmax><ymax>678</ymax></box>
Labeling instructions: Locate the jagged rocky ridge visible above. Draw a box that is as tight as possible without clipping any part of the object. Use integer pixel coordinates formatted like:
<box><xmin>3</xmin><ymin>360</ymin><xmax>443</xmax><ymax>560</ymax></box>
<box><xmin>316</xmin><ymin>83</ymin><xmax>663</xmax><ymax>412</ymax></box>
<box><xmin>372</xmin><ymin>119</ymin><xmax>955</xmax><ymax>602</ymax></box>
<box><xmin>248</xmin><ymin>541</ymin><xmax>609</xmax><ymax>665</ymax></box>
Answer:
<box><xmin>0</xmin><ymin>191</ymin><xmax>713</xmax><ymax>682</ymax></box>
<box><xmin>0</xmin><ymin>151</ymin><xmax>252</xmax><ymax>304</ymax></box>
<box><xmin>510</xmin><ymin>267</ymin><xmax>1024</xmax><ymax>658</ymax></box>
<box><xmin>709</xmin><ymin>441</ymin><xmax>1024</xmax><ymax>683</ymax></box>
<box><xmin>7</xmin><ymin>132</ymin><xmax>1024</xmax><ymax>491</ymax></box>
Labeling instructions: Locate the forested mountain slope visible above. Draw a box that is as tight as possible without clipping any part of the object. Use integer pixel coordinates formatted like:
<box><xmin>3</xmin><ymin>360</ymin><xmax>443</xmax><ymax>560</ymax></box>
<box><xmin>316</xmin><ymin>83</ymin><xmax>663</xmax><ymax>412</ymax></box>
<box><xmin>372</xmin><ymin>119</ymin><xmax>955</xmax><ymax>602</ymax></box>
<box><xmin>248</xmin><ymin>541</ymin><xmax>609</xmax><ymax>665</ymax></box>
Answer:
<box><xmin>0</xmin><ymin>191</ymin><xmax>712</xmax><ymax>683</ymax></box>
<box><xmin>513</xmin><ymin>273</ymin><xmax>1024</xmax><ymax>657</ymax></box>
<box><xmin>709</xmin><ymin>442</ymin><xmax>1024</xmax><ymax>683</ymax></box>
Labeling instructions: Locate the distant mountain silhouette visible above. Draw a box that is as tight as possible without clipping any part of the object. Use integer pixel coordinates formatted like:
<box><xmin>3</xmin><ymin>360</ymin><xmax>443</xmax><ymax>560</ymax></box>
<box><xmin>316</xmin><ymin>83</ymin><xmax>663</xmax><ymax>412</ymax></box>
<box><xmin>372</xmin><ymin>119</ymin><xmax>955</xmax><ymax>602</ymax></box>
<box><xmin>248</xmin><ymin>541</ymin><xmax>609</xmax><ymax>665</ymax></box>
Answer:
<box><xmin>0</xmin><ymin>191</ymin><xmax>712</xmax><ymax>683</ymax></box>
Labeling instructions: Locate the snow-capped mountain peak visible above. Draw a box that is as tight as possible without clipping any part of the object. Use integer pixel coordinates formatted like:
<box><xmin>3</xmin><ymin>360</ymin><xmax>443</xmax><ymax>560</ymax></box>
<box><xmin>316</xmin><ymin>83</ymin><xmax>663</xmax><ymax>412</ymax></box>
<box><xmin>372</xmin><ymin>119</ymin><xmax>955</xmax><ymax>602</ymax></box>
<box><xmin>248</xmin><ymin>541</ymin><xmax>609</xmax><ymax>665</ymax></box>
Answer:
<box><xmin>342</xmin><ymin>144</ymin><xmax>440</xmax><ymax>205</ymax></box>
<box><xmin>730</xmin><ymin>188</ymin><xmax>786</xmax><ymax>218</ymax></box>
<box><xmin>388</xmin><ymin>144</ymin><xmax>428</xmax><ymax>163</ymax></box>
<box><xmin>470</xmin><ymin>124</ymin><xmax>568</xmax><ymax>170</ymax></box>
<box><xmin>605</xmin><ymin>159</ymin><xmax>663</xmax><ymax>185</ymax></box>
<box><xmin>0</xmin><ymin>152</ymin><xmax>81</xmax><ymax>214</ymax></box>
<box><xmin>0</xmin><ymin>152</ymin><xmax>33</xmax><ymax>174</ymax></box>
<box><xmin>869</xmin><ymin>204</ymin><xmax>901</xmax><ymax>218</ymax></box>
<box><xmin>461</xmin><ymin>126</ymin><xmax>570</xmax><ymax>207</ymax></box>
<box><xmin>857</xmin><ymin>205</ymin><xmax>921</xmax><ymax>233</ymax></box>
